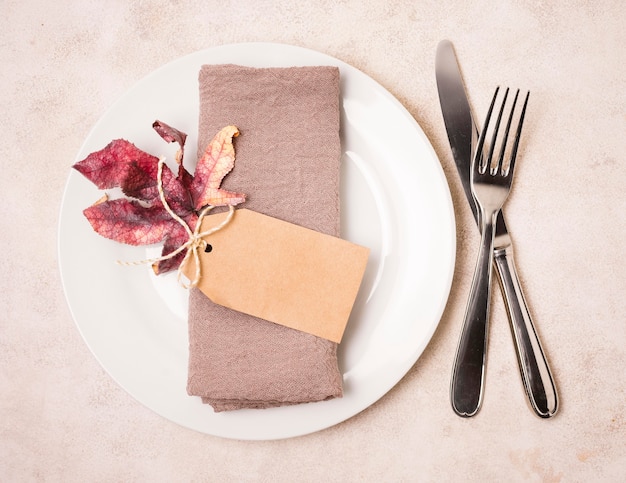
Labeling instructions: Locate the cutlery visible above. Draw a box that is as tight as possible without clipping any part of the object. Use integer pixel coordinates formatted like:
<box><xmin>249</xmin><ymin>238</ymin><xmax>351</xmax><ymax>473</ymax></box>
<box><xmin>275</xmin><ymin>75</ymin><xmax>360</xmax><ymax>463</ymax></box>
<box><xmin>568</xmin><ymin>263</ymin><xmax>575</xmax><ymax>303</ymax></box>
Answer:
<box><xmin>451</xmin><ymin>86</ymin><xmax>525</xmax><ymax>416</ymax></box>
<box><xmin>436</xmin><ymin>40</ymin><xmax>558</xmax><ymax>418</ymax></box>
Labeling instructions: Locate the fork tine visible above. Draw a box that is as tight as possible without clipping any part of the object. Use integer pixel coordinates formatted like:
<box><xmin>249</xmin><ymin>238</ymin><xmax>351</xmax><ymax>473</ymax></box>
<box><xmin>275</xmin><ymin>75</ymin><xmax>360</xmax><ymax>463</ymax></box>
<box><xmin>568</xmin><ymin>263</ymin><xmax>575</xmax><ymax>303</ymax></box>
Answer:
<box><xmin>475</xmin><ymin>87</ymin><xmax>500</xmax><ymax>173</ymax></box>
<box><xmin>487</xmin><ymin>87</ymin><xmax>510</xmax><ymax>174</ymax></box>
<box><xmin>495</xmin><ymin>88</ymin><xmax>519</xmax><ymax>174</ymax></box>
<box><xmin>506</xmin><ymin>91</ymin><xmax>530</xmax><ymax>177</ymax></box>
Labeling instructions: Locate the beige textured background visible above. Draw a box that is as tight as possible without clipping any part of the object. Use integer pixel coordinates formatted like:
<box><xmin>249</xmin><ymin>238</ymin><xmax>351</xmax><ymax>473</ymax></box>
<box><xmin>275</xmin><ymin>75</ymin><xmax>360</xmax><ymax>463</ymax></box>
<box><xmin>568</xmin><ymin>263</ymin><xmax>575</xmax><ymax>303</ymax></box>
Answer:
<box><xmin>2</xmin><ymin>0</ymin><xmax>625</xmax><ymax>481</ymax></box>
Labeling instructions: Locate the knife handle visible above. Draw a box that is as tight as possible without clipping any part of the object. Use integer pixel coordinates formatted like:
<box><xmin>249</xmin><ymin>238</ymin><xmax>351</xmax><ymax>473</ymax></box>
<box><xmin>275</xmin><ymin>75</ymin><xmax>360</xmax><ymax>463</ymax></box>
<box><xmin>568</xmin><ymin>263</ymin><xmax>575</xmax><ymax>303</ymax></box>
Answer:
<box><xmin>494</xmin><ymin>245</ymin><xmax>559</xmax><ymax>418</ymax></box>
<box><xmin>450</xmin><ymin>213</ymin><xmax>496</xmax><ymax>417</ymax></box>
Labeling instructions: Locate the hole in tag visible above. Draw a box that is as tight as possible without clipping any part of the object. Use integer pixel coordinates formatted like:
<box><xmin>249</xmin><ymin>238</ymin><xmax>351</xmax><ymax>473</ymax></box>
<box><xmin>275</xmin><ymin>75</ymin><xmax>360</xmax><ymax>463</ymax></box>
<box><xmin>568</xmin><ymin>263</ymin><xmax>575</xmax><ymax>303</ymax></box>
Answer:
<box><xmin>204</xmin><ymin>244</ymin><xmax>213</xmax><ymax>253</ymax></box>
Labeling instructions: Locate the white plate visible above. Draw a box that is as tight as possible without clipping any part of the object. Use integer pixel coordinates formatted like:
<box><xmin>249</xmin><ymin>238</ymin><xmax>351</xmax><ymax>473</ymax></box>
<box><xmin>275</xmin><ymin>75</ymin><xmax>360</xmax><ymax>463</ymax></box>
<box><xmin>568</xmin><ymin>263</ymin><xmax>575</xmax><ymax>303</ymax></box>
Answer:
<box><xmin>58</xmin><ymin>43</ymin><xmax>455</xmax><ymax>440</ymax></box>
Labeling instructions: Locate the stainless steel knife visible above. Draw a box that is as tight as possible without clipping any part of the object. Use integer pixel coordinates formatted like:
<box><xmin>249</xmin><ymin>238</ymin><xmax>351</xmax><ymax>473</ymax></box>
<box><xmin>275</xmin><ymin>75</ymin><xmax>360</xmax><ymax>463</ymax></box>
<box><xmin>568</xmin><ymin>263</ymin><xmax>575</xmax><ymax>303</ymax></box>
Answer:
<box><xmin>436</xmin><ymin>39</ymin><xmax>558</xmax><ymax>418</ymax></box>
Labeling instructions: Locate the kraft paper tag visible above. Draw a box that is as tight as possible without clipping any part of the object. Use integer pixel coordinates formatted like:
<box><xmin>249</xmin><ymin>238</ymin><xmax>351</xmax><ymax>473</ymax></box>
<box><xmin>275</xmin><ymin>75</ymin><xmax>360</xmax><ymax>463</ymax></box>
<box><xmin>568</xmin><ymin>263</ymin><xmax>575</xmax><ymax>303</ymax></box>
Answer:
<box><xmin>183</xmin><ymin>209</ymin><xmax>369</xmax><ymax>343</ymax></box>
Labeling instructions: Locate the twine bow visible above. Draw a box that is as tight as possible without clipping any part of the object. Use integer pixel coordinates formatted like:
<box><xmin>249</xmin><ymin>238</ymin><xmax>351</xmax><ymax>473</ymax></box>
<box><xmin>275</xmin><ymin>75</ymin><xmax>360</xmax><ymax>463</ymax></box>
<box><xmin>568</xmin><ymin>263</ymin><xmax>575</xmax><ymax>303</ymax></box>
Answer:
<box><xmin>117</xmin><ymin>157</ymin><xmax>234</xmax><ymax>289</ymax></box>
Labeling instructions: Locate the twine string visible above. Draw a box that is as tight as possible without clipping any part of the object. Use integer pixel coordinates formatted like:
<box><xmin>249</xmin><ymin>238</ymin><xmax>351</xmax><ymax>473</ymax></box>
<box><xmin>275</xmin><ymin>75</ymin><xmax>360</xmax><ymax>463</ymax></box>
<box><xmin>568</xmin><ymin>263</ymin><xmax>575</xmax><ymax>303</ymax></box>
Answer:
<box><xmin>116</xmin><ymin>157</ymin><xmax>234</xmax><ymax>289</ymax></box>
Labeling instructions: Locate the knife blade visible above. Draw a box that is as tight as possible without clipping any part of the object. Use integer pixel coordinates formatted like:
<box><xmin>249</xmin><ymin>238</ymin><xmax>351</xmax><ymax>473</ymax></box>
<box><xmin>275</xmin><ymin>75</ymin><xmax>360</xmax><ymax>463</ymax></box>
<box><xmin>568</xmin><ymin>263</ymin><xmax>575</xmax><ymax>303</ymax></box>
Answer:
<box><xmin>436</xmin><ymin>39</ymin><xmax>558</xmax><ymax>418</ymax></box>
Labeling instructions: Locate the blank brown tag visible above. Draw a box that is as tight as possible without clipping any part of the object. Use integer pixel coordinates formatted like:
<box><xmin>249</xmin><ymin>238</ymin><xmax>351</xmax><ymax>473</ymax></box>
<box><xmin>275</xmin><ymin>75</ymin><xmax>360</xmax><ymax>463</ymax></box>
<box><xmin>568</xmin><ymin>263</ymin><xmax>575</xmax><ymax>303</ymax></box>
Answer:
<box><xmin>183</xmin><ymin>209</ymin><xmax>369</xmax><ymax>343</ymax></box>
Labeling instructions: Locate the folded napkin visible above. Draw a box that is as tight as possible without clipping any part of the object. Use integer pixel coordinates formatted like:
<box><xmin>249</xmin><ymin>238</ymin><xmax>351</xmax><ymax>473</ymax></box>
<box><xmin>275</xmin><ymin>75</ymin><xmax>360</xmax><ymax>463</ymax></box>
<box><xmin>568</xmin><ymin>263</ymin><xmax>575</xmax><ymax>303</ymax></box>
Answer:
<box><xmin>186</xmin><ymin>64</ymin><xmax>344</xmax><ymax>411</ymax></box>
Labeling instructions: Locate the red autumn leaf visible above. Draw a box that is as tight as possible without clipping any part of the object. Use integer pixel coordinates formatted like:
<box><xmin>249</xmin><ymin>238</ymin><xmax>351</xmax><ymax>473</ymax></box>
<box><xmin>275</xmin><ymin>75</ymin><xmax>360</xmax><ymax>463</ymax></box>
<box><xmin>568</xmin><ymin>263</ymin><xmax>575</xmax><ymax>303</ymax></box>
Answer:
<box><xmin>120</xmin><ymin>153</ymin><xmax>161</xmax><ymax>202</ymax></box>
<box><xmin>83</xmin><ymin>197</ymin><xmax>177</xmax><ymax>245</ymax></box>
<box><xmin>73</xmin><ymin>138</ymin><xmax>188</xmax><ymax>206</ymax></box>
<box><xmin>153</xmin><ymin>120</ymin><xmax>187</xmax><ymax>165</ymax></box>
<box><xmin>177</xmin><ymin>162</ymin><xmax>194</xmax><ymax>197</ymax></box>
<box><xmin>73</xmin><ymin>123</ymin><xmax>246</xmax><ymax>275</ymax></box>
<box><xmin>154</xmin><ymin>215</ymin><xmax>196</xmax><ymax>274</ymax></box>
<box><xmin>76</xmin><ymin>139</ymin><xmax>161</xmax><ymax>190</ymax></box>
<box><xmin>191</xmin><ymin>125</ymin><xmax>246</xmax><ymax>209</ymax></box>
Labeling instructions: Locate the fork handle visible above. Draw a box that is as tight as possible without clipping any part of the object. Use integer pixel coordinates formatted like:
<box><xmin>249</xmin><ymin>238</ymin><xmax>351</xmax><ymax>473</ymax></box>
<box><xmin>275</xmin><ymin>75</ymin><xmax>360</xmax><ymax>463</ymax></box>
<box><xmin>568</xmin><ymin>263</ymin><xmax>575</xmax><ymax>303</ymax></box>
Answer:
<box><xmin>494</xmin><ymin>245</ymin><xmax>559</xmax><ymax>418</ymax></box>
<box><xmin>451</xmin><ymin>210</ymin><xmax>497</xmax><ymax>417</ymax></box>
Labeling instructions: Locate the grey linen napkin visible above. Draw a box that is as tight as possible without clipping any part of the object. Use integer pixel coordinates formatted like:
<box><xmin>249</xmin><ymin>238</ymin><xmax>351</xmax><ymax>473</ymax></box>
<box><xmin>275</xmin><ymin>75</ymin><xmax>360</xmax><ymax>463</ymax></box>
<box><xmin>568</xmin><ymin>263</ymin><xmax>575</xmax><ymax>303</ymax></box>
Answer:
<box><xmin>186</xmin><ymin>64</ymin><xmax>344</xmax><ymax>411</ymax></box>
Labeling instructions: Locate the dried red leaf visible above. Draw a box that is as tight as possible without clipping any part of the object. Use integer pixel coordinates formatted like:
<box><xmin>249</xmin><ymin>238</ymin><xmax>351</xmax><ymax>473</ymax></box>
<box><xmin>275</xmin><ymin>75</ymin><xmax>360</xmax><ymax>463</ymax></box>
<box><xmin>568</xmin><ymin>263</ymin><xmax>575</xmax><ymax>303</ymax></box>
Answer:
<box><xmin>191</xmin><ymin>125</ymin><xmax>246</xmax><ymax>209</ymax></box>
<box><xmin>177</xmin><ymin>163</ymin><xmax>194</xmax><ymax>195</ymax></box>
<box><xmin>120</xmin><ymin>155</ymin><xmax>160</xmax><ymax>202</ymax></box>
<box><xmin>152</xmin><ymin>120</ymin><xmax>187</xmax><ymax>148</ymax></box>
<box><xmin>74</xmin><ymin>123</ymin><xmax>246</xmax><ymax>275</ymax></box>
<box><xmin>152</xmin><ymin>214</ymin><xmax>197</xmax><ymax>275</ymax></box>
<box><xmin>83</xmin><ymin>198</ymin><xmax>177</xmax><ymax>246</ymax></box>
<box><xmin>73</xmin><ymin>139</ymin><xmax>159</xmax><ymax>192</ymax></box>
<box><xmin>153</xmin><ymin>120</ymin><xmax>187</xmax><ymax>164</ymax></box>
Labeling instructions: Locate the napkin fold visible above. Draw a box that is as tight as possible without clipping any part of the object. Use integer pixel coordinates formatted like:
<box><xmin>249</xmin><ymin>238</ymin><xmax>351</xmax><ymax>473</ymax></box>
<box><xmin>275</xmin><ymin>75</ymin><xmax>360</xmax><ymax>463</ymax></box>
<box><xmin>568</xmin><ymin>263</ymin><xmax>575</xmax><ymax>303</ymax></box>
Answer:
<box><xmin>187</xmin><ymin>64</ymin><xmax>344</xmax><ymax>411</ymax></box>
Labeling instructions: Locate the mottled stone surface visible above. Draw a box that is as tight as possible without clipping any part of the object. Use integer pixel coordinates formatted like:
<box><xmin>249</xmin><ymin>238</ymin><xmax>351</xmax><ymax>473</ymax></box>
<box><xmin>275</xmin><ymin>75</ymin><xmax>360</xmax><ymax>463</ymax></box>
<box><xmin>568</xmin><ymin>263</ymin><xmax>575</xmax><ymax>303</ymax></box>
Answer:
<box><xmin>1</xmin><ymin>1</ymin><xmax>625</xmax><ymax>481</ymax></box>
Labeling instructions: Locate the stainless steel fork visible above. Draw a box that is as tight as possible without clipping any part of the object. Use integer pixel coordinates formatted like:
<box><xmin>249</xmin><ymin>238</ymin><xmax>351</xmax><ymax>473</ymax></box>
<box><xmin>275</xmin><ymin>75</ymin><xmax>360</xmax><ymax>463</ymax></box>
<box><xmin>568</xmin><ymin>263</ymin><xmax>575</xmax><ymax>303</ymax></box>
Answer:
<box><xmin>451</xmin><ymin>86</ymin><xmax>529</xmax><ymax>417</ymax></box>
